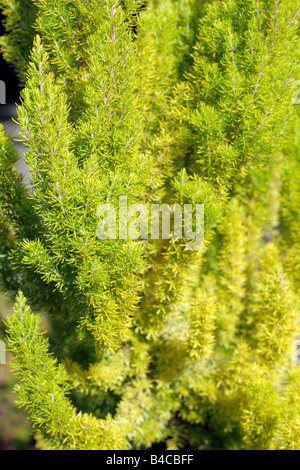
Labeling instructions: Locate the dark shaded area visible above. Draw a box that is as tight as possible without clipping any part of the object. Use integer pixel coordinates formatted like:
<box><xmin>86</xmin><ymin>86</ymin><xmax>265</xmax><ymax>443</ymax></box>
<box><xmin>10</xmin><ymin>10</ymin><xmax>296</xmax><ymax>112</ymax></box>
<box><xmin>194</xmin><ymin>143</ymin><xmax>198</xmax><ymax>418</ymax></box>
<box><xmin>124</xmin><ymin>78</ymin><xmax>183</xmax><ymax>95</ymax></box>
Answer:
<box><xmin>0</xmin><ymin>13</ymin><xmax>20</xmax><ymax>107</ymax></box>
<box><xmin>0</xmin><ymin>13</ymin><xmax>27</xmax><ymax>179</ymax></box>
